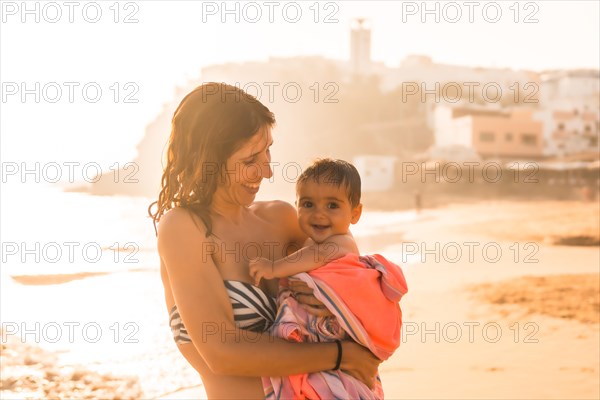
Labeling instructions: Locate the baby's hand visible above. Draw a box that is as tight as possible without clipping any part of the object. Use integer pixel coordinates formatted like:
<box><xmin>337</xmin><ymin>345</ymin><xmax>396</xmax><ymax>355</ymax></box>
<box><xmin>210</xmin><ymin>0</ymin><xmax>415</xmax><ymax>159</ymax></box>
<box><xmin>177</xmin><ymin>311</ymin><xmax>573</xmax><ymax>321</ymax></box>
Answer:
<box><xmin>248</xmin><ymin>257</ymin><xmax>274</xmax><ymax>286</ymax></box>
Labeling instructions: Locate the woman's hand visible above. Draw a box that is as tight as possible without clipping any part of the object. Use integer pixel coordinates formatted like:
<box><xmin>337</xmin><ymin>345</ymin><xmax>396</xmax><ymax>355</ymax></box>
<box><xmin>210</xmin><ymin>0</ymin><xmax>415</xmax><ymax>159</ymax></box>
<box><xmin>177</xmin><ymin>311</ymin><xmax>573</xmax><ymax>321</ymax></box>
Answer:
<box><xmin>340</xmin><ymin>341</ymin><xmax>382</xmax><ymax>390</ymax></box>
<box><xmin>288</xmin><ymin>280</ymin><xmax>333</xmax><ymax>317</ymax></box>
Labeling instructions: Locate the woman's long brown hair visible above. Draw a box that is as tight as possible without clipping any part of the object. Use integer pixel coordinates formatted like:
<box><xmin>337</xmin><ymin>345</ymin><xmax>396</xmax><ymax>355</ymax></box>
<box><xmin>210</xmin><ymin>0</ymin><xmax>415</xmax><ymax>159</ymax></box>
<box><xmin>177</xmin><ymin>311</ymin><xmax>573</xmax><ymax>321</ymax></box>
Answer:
<box><xmin>148</xmin><ymin>83</ymin><xmax>275</xmax><ymax>237</ymax></box>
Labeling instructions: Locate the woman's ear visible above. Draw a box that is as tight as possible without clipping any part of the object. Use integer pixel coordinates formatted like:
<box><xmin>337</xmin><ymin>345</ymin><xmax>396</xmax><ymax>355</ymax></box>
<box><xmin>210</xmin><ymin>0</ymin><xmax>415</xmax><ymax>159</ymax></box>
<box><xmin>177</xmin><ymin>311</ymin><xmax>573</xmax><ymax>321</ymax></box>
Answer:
<box><xmin>351</xmin><ymin>203</ymin><xmax>363</xmax><ymax>224</ymax></box>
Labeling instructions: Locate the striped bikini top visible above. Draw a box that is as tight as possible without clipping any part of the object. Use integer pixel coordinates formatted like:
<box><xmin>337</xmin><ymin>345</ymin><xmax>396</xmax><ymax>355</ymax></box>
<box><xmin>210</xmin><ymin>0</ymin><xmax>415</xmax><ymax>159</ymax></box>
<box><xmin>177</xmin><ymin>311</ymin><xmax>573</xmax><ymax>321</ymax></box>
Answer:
<box><xmin>169</xmin><ymin>280</ymin><xmax>277</xmax><ymax>344</ymax></box>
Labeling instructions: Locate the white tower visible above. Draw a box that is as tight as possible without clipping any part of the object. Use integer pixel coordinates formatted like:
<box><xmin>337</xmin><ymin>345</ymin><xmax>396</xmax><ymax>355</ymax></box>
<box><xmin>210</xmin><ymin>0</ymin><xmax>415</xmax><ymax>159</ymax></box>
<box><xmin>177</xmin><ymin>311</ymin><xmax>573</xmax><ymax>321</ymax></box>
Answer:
<box><xmin>350</xmin><ymin>18</ymin><xmax>371</xmax><ymax>76</ymax></box>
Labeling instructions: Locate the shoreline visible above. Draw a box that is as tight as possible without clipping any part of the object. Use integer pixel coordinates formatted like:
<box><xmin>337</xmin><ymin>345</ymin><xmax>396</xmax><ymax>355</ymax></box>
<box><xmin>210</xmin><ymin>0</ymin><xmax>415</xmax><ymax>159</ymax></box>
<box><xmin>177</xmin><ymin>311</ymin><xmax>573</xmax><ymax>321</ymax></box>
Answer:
<box><xmin>6</xmin><ymin>267</ymin><xmax>158</xmax><ymax>286</ymax></box>
<box><xmin>6</xmin><ymin>200</ymin><xmax>598</xmax><ymax>288</ymax></box>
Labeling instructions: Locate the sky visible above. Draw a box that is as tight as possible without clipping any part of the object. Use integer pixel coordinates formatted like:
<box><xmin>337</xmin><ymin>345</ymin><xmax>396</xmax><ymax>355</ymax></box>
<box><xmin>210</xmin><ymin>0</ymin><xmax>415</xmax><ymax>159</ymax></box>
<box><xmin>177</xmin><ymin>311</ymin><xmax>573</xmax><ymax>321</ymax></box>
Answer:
<box><xmin>1</xmin><ymin>0</ymin><xmax>599</xmax><ymax>169</ymax></box>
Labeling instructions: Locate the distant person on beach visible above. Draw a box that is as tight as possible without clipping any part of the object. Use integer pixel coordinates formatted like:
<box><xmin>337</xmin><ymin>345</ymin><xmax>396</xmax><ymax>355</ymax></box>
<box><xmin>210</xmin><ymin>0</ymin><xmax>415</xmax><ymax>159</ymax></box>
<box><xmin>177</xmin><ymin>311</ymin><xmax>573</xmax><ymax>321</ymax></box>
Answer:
<box><xmin>148</xmin><ymin>83</ymin><xmax>380</xmax><ymax>399</ymax></box>
<box><xmin>249</xmin><ymin>158</ymin><xmax>408</xmax><ymax>399</ymax></box>
<box><xmin>581</xmin><ymin>185</ymin><xmax>594</xmax><ymax>202</ymax></box>
<box><xmin>414</xmin><ymin>190</ymin><xmax>422</xmax><ymax>214</ymax></box>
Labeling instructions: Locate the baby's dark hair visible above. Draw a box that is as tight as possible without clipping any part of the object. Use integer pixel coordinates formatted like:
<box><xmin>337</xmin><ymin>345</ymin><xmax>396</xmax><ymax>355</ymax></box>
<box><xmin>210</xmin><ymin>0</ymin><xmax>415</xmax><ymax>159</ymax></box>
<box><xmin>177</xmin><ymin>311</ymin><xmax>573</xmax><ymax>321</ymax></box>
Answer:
<box><xmin>296</xmin><ymin>158</ymin><xmax>361</xmax><ymax>207</ymax></box>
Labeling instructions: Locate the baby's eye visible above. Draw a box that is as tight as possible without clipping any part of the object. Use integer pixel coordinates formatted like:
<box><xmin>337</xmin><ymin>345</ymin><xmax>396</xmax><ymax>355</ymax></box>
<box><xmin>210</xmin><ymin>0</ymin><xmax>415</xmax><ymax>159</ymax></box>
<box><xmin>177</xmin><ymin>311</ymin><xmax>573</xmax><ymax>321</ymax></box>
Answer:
<box><xmin>327</xmin><ymin>203</ymin><xmax>339</xmax><ymax>209</ymax></box>
<box><xmin>243</xmin><ymin>158</ymin><xmax>256</xmax><ymax>166</ymax></box>
<box><xmin>301</xmin><ymin>201</ymin><xmax>313</xmax><ymax>208</ymax></box>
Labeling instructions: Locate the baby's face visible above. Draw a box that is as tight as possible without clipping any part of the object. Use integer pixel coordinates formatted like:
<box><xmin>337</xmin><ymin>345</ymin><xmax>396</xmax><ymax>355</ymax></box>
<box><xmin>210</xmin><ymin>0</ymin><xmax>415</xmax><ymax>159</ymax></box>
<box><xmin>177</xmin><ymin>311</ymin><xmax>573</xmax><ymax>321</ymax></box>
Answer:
<box><xmin>296</xmin><ymin>180</ymin><xmax>361</xmax><ymax>244</ymax></box>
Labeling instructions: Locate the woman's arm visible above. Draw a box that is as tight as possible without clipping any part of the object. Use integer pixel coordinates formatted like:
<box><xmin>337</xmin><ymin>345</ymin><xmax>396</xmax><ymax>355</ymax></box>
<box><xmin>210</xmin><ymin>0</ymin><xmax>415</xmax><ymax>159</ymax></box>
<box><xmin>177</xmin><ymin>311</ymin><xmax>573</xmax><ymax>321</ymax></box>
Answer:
<box><xmin>158</xmin><ymin>208</ymin><xmax>379</xmax><ymax>384</ymax></box>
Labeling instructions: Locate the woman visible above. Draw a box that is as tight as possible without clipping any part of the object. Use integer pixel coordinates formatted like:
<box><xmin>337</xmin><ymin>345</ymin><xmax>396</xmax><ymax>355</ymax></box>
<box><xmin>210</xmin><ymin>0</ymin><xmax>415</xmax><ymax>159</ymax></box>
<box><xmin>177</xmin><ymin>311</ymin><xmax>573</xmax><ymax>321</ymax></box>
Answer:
<box><xmin>149</xmin><ymin>83</ymin><xmax>380</xmax><ymax>399</ymax></box>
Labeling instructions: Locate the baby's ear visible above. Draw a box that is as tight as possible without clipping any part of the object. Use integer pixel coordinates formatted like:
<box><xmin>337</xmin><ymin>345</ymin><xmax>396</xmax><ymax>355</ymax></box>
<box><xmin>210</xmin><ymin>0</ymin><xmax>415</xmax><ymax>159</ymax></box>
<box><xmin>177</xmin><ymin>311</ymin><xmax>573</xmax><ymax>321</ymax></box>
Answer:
<box><xmin>351</xmin><ymin>203</ymin><xmax>363</xmax><ymax>224</ymax></box>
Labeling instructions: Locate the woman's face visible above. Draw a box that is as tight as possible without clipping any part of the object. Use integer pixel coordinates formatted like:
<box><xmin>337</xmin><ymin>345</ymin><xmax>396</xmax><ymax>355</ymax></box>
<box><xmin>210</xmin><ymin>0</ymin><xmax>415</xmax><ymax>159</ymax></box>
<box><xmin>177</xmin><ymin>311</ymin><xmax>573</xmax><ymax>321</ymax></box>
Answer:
<box><xmin>217</xmin><ymin>125</ymin><xmax>273</xmax><ymax>206</ymax></box>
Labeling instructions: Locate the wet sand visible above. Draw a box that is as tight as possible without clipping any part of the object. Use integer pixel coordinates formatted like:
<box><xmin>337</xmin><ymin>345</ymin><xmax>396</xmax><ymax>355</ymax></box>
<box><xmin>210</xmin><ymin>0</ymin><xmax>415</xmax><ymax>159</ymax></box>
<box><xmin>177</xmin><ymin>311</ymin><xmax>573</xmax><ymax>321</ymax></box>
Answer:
<box><xmin>0</xmin><ymin>333</ymin><xmax>143</xmax><ymax>400</ymax></box>
<box><xmin>10</xmin><ymin>272</ymin><xmax>110</xmax><ymax>286</ymax></box>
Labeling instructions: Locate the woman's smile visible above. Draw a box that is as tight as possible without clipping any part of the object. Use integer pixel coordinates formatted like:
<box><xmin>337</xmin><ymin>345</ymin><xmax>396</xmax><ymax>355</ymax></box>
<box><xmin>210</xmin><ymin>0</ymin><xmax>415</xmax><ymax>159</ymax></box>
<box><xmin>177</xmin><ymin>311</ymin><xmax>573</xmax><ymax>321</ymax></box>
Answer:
<box><xmin>241</xmin><ymin>182</ymin><xmax>260</xmax><ymax>194</ymax></box>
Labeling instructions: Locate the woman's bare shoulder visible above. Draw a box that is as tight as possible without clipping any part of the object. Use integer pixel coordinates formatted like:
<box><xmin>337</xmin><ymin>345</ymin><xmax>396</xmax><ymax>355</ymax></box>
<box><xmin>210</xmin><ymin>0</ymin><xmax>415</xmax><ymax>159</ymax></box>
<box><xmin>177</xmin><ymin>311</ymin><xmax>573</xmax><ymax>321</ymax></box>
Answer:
<box><xmin>157</xmin><ymin>207</ymin><xmax>207</xmax><ymax>240</ymax></box>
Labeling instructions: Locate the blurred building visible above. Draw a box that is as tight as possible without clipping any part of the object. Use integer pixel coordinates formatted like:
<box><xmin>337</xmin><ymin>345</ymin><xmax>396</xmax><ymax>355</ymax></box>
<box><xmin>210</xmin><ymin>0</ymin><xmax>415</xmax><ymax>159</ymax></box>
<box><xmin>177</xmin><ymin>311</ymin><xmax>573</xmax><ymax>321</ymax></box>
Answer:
<box><xmin>350</xmin><ymin>18</ymin><xmax>372</xmax><ymax>76</ymax></box>
<box><xmin>534</xmin><ymin>108</ymin><xmax>599</xmax><ymax>156</ymax></box>
<box><xmin>353</xmin><ymin>155</ymin><xmax>396</xmax><ymax>191</ymax></box>
<box><xmin>374</xmin><ymin>54</ymin><xmax>539</xmax><ymax>94</ymax></box>
<box><xmin>534</xmin><ymin>70</ymin><xmax>600</xmax><ymax>156</ymax></box>
<box><xmin>539</xmin><ymin>69</ymin><xmax>600</xmax><ymax>111</ymax></box>
<box><xmin>84</xmin><ymin>21</ymin><xmax>598</xmax><ymax>197</ymax></box>
<box><xmin>433</xmin><ymin>104</ymin><xmax>544</xmax><ymax>159</ymax></box>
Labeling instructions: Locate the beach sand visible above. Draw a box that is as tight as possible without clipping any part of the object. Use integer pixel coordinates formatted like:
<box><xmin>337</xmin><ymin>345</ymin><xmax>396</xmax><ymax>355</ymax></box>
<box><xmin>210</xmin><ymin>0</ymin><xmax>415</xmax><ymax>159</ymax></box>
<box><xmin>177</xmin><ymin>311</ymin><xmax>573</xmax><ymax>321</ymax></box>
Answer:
<box><xmin>0</xmin><ymin>333</ymin><xmax>143</xmax><ymax>399</ymax></box>
<box><xmin>2</xmin><ymin>200</ymin><xmax>598</xmax><ymax>399</ymax></box>
<box><xmin>472</xmin><ymin>274</ymin><xmax>599</xmax><ymax>325</ymax></box>
<box><xmin>375</xmin><ymin>200</ymin><xmax>599</xmax><ymax>400</ymax></box>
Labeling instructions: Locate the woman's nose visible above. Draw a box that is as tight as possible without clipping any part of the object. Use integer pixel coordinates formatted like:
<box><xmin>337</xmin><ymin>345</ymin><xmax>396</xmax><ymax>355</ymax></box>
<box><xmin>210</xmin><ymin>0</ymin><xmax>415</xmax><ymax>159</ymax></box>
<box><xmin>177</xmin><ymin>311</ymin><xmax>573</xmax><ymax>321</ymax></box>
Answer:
<box><xmin>243</xmin><ymin>160</ymin><xmax>272</xmax><ymax>181</ymax></box>
<box><xmin>260</xmin><ymin>151</ymin><xmax>273</xmax><ymax>180</ymax></box>
<box><xmin>261</xmin><ymin>160</ymin><xmax>273</xmax><ymax>180</ymax></box>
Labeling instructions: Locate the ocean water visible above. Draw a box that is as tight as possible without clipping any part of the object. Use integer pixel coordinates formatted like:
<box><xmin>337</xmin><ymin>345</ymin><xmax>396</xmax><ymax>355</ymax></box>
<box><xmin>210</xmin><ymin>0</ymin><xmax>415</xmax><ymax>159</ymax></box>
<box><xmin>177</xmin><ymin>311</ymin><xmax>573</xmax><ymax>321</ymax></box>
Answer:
<box><xmin>1</xmin><ymin>183</ymin><xmax>158</xmax><ymax>277</ymax></box>
<box><xmin>1</xmin><ymin>183</ymin><xmax>417</xmax><ymax>276</ymax></box>
<box><xmin>0</xmin><ymin>183</ymin><xmax>418</xmax><ymax>397</ymax></box>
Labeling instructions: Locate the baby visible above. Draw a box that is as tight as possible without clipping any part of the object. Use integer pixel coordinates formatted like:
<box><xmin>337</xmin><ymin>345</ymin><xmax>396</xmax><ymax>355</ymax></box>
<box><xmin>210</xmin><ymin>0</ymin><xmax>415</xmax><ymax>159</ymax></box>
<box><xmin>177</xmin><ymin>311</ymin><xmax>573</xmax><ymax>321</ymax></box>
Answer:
<box><xmin>250</xmin><ymin>158</ymin><xmax>364</xmax><ymax>286</ymax></box>
<box><xmin>249</xmin><ymin>158</ymin><xmax>408</xmax><ymax>400</ymax></box>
